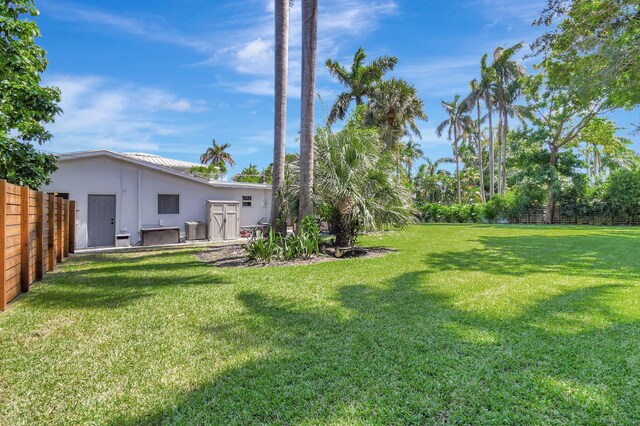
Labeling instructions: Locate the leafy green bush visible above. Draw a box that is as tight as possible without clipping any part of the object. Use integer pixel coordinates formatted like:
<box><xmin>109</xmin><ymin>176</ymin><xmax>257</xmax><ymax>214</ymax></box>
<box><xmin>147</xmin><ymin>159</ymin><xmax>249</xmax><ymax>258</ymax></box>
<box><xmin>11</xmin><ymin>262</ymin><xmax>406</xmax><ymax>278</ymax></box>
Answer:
<box><xmin>602</xmin><ymin>168</ymin><xmax>640</xmax><ymax>221</ymax></box>
<box><xmin>242</xmin><ymin>215</ymin><xmax>322</xmax><ymax>263</ymax></box>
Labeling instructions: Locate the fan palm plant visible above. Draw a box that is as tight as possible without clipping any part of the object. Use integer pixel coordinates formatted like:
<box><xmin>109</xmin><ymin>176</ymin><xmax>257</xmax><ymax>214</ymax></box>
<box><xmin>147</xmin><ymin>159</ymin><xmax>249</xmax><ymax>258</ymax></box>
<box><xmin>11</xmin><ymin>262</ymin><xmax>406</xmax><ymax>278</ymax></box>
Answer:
<box><xmin>325</xmin><ymin>47</ymin><xmax>398</xmax><ymax>125</ymax></box>
<box><xmin>365</xmin><ymin>78</ymin><xmax>427</xmax><ymax>153</ymax></box>
<box><xmin>436</xmin><ymin>95</ymin><xmax>472</xmax><ymax>203</ymax></box>
<box><xmin>315</xmin><ymin>124</ymin><xmax>415</xmax><ymax>246</ymax></box>
<box><xmin>200</xmin><ymin>139</ymin><xmax>235</xmax><ymax>172</ymax></box>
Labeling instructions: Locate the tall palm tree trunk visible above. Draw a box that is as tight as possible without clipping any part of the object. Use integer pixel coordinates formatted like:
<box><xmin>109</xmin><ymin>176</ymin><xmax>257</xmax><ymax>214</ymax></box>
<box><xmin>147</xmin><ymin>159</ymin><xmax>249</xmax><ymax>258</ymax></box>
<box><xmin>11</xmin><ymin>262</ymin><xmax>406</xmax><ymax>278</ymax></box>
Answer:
<box><xmin>476</xmin><ymin>100</ymin><xmax>485</xmax><ymax>203</ymax></box>
<box><xmin>496</xmin><ymin>115</ymin><xmax>503</xmax><ymax>195</ymax></box>
<box><xmin>270</xmin><ymin>0</ymin><xmax>289</xmax><ymax>234</ymax></box>
<box><xmin>486</xmin><ymin>99</ymin><xmax>495</xmax><ymax>199</ymax></box>
<box><xmin>501</xmin><ymin>109</ymin><xmax>509</xmax><ymax>195</ymax></box>
<box><xmin>454</xmin><ymin>127</ymin><xmax>461</xmax><ymax>204</ymax></box>
<box><xmin>298</xmin><ymin>0</ymin><xmax>318</xmax><ymax>227</ymax></box>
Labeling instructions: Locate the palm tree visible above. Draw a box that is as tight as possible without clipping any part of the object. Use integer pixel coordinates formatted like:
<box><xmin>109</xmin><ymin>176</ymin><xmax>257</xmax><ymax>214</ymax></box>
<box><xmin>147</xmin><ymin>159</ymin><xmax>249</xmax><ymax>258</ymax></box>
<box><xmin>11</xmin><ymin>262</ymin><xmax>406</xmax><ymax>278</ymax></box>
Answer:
<box><xmin>365</xmin><ymin>78</ymin><xmax>427</xmax><ymax>153</ymax></box>
<box><xmin>315</xmin><ymin>126</ymin><xmax>414</xmax><ymax>246</ymax></box>
<box><xmin>325</xmin><ymin>48</ymin><xmax>398</xmax><ymax>125</ymax></box>
<box><xmin>271</xmin><ymin>0</ymin><xmax>290</xmax><ymax>234</ymax></box>
<box><xmin>491</xmin><ymin>43</ymin><xmax>526</xmax><ymax>195</ymax></box>
<box><xmin>436</xmin><ymin>95</ymin><xmax>472</xmax><ymax>204</ymax></box>
<box><xmin>200</xmin><ymin>139</ymin><xmax>235</xmax><ymax>171</ymax></box>
<box><xmin>414</xmin><ymin>157</ymin><xmax>454</xmax><ymax>203</ymax></box>
<box><xmin>465</xmin><ymin>78</ymin><xmax>489</xmax><ymax>202</ymax></box>
<box><xmin>401</xmin><ymin>140</ymin><xmax>424</xmax><ymax>178</ymax></box>
<box><xmin>298</xmin><ymin>0</ymin><xmax>318</xmax><ymax>226</ymax></box>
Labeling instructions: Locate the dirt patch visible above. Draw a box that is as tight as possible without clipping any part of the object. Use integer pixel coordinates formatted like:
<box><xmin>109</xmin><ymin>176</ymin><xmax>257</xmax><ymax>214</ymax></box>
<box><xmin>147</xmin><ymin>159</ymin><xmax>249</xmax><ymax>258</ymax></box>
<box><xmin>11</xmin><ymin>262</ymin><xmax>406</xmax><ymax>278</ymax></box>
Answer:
<box><xmin>196</xmin><ymin>244</ymin><xmax>394</xmax><ymax>268</ymax></box>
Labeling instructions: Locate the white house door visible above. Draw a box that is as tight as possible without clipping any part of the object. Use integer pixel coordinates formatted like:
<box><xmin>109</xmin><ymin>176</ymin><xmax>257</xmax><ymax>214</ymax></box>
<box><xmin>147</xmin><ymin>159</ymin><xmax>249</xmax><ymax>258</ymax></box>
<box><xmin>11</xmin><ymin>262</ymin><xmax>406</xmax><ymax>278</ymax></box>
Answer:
<box><xmin>208</xmin><ymin>202</ymin><xmax>239</xmax><ymax>241</ymax></box>
<box><xmin>88</xmin><ymin>195</ymin><xmax>116</xmax><ymax>247</ymax></box>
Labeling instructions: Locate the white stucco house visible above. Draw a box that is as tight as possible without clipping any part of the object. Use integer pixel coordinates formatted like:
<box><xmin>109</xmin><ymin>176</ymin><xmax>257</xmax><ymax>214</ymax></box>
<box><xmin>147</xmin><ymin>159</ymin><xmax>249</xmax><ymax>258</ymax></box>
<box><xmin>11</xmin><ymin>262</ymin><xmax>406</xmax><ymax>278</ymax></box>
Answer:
<box><xmin>41</xmin><ymin>150</ymin><xmax>272</xmax><ymax>249</ymax></box>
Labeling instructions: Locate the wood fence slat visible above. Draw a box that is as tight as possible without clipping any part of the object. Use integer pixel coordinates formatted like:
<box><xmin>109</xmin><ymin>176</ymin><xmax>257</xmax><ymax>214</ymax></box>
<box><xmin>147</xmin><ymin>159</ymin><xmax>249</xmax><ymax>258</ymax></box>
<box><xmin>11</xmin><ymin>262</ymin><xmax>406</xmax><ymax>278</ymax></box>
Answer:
<box><xmin>56</xmin><ymin>197</ymin><xmax>63</xmax><ymax>263</ymax></box>
<box><xmin>36</xmin><ymin>191</ymin><xmax>44</xmax><ymax>280</ymax></box>
<box><xmin>0</xmin><ymin>180</ymin><xmax>6</xmax><ymax>310</ymax></box>
<box><xmin>63</xmin><ymin>200</ymin><xmax>69</xmax><ymax>257</ymax></box>
<box><xmin>48</xmin><ymin>194</ymin><xmax>55</xmax><ymax>271</ymax></box>
<box><xmin>20</xmin><ymin>186</ymin><xmax>29</xmax><ymax>292</ymax></box>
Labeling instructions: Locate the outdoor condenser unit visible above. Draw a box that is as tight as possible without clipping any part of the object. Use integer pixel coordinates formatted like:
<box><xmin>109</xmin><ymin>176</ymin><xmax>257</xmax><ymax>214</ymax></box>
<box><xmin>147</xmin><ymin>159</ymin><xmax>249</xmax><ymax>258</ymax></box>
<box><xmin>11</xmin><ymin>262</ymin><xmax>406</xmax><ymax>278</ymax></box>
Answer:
<box><xmin>185</xmin><ymin>221</ymin><xmax>207</xmax><ymax>240</ymax></box>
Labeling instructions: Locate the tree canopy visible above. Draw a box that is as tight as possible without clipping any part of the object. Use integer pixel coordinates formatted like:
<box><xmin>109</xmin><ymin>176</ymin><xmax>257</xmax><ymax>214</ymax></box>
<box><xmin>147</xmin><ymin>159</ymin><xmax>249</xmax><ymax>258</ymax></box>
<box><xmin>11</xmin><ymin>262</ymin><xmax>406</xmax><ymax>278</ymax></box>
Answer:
<box><xmin>1</xmin><ymin>0</ymin><xmax>61</xmax><ymax>188</ymax></box>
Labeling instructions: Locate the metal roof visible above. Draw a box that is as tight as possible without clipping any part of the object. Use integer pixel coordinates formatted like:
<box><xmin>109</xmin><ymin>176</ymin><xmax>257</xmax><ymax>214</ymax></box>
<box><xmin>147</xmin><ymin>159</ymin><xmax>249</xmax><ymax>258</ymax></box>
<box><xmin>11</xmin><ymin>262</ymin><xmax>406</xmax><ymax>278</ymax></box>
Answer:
<box><xmin>122</xmin><ymin>152</ymin><xmax>200</xmax><ymax>170</ymax></box>
<box><xmin>56</xmin><ymin>150</ymin><xmax>271</xmax><ymax>190</ymax></box>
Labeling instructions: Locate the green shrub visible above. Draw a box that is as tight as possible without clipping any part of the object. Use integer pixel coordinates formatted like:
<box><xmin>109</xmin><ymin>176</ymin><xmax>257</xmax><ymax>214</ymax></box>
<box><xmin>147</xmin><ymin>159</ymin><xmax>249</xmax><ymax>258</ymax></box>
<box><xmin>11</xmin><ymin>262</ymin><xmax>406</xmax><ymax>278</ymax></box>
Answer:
<box><xmin>602</xmin><ymin>168</ymin><xmax>640</xmax><ymax>221</ymax></box>
<box><xmin>243</xmin><ymin>215</ymin><xmax>322</xmax><ymax>263</ymax></box>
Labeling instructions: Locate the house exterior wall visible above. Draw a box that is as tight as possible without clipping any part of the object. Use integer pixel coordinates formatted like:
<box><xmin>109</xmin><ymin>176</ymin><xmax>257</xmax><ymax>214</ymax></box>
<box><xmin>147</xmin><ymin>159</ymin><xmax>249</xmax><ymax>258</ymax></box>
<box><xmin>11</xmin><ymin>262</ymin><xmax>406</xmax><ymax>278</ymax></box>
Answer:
<box><xmin>41</xmin><ymin>155</ymin><xmax>271</xmax><ymax>248</ymax></box>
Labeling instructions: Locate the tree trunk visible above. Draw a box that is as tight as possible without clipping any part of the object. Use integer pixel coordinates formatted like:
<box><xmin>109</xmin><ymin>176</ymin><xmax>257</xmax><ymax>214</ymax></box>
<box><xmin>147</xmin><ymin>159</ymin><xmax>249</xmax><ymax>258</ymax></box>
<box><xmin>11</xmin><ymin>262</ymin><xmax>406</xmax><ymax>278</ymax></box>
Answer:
<box><xmin>501</xmin><ymin>109</ymin><xmax>509</xmax><ymax>195</ymax></box>
<box><xmin>486</xmin><ymin>99</ymin><xmax>494</xmax><ymax>199</ymax></box>
<box><xmin>476</xmin><ymin>100</ymin><xmax>485</xmax><ymax>203</ymax></box>
<box><xmin>270</xmin><ymin>0</ymin><xmax>289</xmax><ymax>235</ymax></box>
<box><xmin>454</xmin><ymin>127</ymin><xmax>461</xmax><ymax>204</ymax></box>
<box><xmin>298</xmin><ymin>0</ymin><xmax>318</xmax><ymax>228</ymax></box>
<box><xmin>496</xmin><ymin>114</ymin><xmax>503</xmax><ymax>195</ymax></box>
<box><xmin>545</xmin><ymin>146</ymin><xmax>559</xmax><ymax>224</ymax></box>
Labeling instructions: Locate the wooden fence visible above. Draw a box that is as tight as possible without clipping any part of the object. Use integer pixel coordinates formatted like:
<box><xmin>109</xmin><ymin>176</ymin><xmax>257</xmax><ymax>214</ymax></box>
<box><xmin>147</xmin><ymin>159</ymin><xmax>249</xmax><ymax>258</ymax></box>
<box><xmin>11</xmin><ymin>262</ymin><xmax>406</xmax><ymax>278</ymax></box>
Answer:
<box><xmin>0</xmin><ymin>179</ymin><xmax>75</xmax><ymax>311</ymax></box>
<box><xmin>514</xmin><ymin>205</ymin><xmax>640</xmax><ymax>226</ymax></box>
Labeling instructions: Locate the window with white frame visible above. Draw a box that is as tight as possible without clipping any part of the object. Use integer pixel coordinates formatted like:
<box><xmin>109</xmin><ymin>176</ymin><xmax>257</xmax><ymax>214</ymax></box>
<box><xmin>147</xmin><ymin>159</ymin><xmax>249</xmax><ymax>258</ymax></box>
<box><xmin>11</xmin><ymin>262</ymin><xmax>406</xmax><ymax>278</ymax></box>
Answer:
<box><xmin>242</xmin><ymin>195</ymin><xmax>252</xmax><ymax>207</ymax></box>
<box><xmin>158</xmin><ymin>194</ymin><xmax>179</xmax><ymax>214</ymax></box>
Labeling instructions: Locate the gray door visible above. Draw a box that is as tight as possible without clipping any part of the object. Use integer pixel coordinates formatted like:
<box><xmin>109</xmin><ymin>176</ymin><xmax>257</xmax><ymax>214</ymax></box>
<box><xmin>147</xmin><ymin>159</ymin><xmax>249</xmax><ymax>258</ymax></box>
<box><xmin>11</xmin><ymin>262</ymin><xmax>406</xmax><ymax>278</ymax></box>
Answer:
<box><xmin>209</xmin><ymin>203</ymin><xmax>225</xmax><ymax>241</ymax></box>
<box><xmin>224</xmin><ymin>203</ymin><xmax>239</xmax><ymax>239</ymax></box>
<box><xmin>88</xmin><ymin>195</ymin><xmax>116</xmax><ymax>247</ymax></box>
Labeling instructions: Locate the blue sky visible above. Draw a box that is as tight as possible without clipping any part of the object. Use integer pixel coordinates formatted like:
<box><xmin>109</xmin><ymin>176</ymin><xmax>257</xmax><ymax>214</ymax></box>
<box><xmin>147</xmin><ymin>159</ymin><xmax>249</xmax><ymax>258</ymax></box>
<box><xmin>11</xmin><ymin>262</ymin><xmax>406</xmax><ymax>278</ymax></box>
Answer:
<box><xmin>36</xmin><ymin>0</ymin><xmax>638</xmax><ymax>175</ymax></box>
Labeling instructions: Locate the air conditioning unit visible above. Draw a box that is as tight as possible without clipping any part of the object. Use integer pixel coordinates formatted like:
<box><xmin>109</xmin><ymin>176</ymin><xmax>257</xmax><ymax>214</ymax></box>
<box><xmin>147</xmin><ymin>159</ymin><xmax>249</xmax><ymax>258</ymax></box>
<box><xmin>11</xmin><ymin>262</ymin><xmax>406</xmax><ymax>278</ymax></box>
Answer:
<box><xmin>185</xmin><ymin>221</ymin><xmax>207</xmax><ymax>240</ymax></box>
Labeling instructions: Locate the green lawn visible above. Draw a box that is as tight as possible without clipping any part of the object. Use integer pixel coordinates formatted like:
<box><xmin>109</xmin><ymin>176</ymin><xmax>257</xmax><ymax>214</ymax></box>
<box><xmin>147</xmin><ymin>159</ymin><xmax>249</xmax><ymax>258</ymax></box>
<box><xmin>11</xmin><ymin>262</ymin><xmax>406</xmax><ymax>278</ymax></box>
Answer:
<box><xmin>1</xmin><ymin>225</ymin><xmax>639</xmax><ymax>425</ymax></box>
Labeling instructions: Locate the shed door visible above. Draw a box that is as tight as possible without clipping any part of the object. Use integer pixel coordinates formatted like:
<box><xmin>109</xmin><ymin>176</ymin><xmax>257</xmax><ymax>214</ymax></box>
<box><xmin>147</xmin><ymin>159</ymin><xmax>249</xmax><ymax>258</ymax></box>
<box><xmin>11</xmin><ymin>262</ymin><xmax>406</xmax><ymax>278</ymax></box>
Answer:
<box><xmin>88</xmin><ymin>195</ymin><xmax>116</xmax><ymax>247</ymax></box>
<box><xmin>209</xmin><ymin>203</ymin><xmax>225</xmax><ymax>240</ymax></box>
<box><xmin>224</xmin><ymin>203</ymin><xmax>239</xmax><ymax>240</ymax></box>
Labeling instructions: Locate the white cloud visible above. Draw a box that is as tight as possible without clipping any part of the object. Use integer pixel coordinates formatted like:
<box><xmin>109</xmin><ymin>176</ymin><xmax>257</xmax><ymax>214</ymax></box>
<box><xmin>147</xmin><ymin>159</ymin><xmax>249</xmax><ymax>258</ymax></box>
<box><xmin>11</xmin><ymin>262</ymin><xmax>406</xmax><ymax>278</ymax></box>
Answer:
<box><xmin>45</xmin><ymin>75</ymin><xmax>207</xmax><ymax>153</ymax></box>
<box><xmin>234</xmin><ymin>38</ymin><xmax>274</xmax><ymax>74</ymax></box>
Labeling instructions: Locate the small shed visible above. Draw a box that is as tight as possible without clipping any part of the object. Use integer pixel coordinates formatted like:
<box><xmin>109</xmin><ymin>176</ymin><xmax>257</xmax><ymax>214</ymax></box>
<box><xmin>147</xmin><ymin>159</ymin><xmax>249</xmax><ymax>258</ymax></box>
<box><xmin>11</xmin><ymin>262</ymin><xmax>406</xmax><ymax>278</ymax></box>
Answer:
<box><xmin>207</xmin><ymin>200</ymin><xmax>240</xmax><ymax>241</ymax></box>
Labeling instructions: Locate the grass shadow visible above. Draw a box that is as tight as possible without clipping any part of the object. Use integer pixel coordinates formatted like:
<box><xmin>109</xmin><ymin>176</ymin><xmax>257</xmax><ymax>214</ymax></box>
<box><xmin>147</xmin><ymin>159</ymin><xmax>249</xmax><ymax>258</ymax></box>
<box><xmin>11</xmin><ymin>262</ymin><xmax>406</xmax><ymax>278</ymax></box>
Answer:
<box><xmin>112</xmin><ymin>269</ymin><xmax>640</xmax><ymax>424</ymax></box>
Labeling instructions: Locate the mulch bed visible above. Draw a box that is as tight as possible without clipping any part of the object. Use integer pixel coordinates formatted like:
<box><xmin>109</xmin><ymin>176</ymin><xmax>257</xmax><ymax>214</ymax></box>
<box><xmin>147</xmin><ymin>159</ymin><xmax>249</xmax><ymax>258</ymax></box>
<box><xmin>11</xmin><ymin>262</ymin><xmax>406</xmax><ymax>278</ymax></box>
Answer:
<box><xmin>196</xmin><ymin>244</ymin><xmax>394</xmax><ymax>268</ymax></box>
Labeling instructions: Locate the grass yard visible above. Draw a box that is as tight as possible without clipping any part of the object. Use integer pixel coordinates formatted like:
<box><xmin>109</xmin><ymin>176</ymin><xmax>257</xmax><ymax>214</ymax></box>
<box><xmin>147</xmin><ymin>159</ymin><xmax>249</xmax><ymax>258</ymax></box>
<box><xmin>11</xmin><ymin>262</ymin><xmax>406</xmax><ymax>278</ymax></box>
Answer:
<box><xmin>1</xmin><ymin>224</ymin><xmax>639</xmax><ymax>425</ymax></box>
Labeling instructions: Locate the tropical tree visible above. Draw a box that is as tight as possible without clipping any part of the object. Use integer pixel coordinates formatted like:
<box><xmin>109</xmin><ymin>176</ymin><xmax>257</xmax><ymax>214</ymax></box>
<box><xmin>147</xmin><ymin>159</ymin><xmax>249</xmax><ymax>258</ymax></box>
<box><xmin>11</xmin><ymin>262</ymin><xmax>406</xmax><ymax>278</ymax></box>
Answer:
<box><xmin>298</xmin><ymin>0</ymin><xmax>318</xmax><ymax>226</ymax></box>
<box><xmin>491</xmin><ymin>43</ymin><xmax>527</xmax><ymax>195</ymax></box>
<box><xmin>401</xmin><ymin>140</ymin><xmax>424</xmax><ymax>178</ymax></box>
<box><xmin>436</xmin><ymin>95</ymin><xmax>472</xmax><ymax>203</ymax></box>
<box><xmin>465</xmin><ymin>78</ymin><xmax>489</xmax><ymax>202</ymax></box>
<box><xmin>233</xmin><ymin>163</ymin><xmax>261</xmax><ymax>183</ymax></box>
<box><xmin>1</xmin><ymin>0</ymin><xmax>61</xmax><ymax>188</ymax></box>
<box><xmin>200</xmin><ymin>139</ymin><xmax>235</xmax><ymax>173</ymax></box>
<box><xmin>325</xmin><ymin>47</ymin><xmax>398</xmax><ymax>125</ymax></box>
<box><xmin>522</xmin><ymin>72</ymin><xmax>614</xmax><ymax>223</ymax></box>
<box><xmin>315</xmin><ymin>119</ymin><xmax>415</xmax><ymax>247</ymax></box>
<box><xmin>365</xmin><ymin>78</ymin><xmax>427</xmax><ymax>153</ymax></box>
<box><xmin>533</xmin><ymin>0</ymin><xmax>640</xmax><ymax>110</ymax></box>
<box><xmin>270</xmin><ymin>0</ymin><xmax>290</xmax><ymax>234</ymax></box>
<box><xmin>414</xmin><ymin>157</ymin><xmax>454</xmax><ymax>204</ymax></box>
